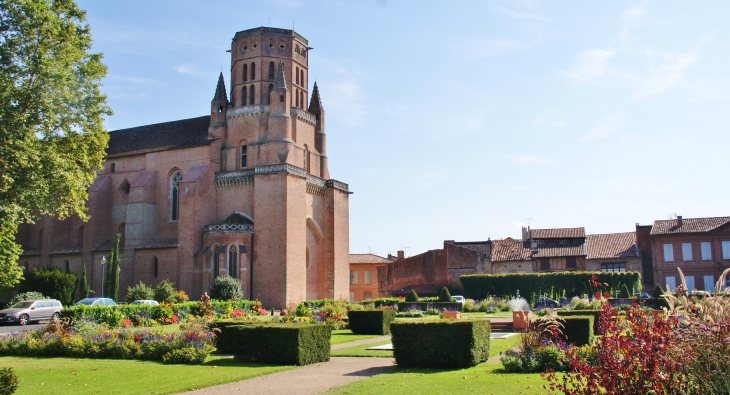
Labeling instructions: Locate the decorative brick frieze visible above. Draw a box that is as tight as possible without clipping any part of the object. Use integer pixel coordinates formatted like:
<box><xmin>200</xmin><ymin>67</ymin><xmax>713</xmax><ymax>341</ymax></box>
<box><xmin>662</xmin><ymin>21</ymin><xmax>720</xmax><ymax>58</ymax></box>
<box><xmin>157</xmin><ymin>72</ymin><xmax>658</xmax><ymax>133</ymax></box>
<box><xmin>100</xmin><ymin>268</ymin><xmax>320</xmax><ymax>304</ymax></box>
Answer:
<box><xmin>226</xmin><ymin>105</ymin><xmax>269</xmax><ymax>119</ymax></box>
<box><xmin>203</xmin><ymin>223</ymin><xmax>254</xmax><ymax>233</ymax></box>
<box><xmin>291</xmin><ymin>107</ymin><xmax>317</xmax><ymax>126</ymax></box>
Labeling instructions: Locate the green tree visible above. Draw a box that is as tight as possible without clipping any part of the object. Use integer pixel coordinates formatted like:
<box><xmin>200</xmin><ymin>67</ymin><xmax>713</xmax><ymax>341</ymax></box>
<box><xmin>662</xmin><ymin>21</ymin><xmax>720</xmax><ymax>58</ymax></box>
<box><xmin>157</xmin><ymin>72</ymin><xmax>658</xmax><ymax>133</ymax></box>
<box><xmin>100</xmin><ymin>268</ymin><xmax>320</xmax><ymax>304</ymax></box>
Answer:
<box><xmin>154</xmin><ymin>279</ymin><xmax>176</xmax><ymax>304</ymax></box>
<box><xmin>18</xmin><ymin>267</ymin><xmax>76</xmax><ymax>306</ymax></box>
<box><xmin>105</xmin><ymin>233</ymin><xmax>120</xmax><ymax>301</ymax></box>
<box><xmin>78</xmin><ymin>262</ymin><xmax>91</xmax><ymax>299</ymax></box>
<box><xmin>405</xmin><ymin>290</ymin><xmax>419</xmax><ymax>303</ymax></box>
<box><xmin>209</xmin><ymin>276</ymin><xmax>243</xmax><ymax>301</ymax></box>
<box><xmin>438</xmin><ymin>286</ymin><xmax>453</xmax><ymax>302</ymax></box>
<box><xmin>0</xmin><ymin>0</ymin><xmax>111</xmax><ymax>289</ymax></box>
<box><xmin>125</xmin><ymin>281</ymin><xmax>153</xmax><ymax>303</ymax></box>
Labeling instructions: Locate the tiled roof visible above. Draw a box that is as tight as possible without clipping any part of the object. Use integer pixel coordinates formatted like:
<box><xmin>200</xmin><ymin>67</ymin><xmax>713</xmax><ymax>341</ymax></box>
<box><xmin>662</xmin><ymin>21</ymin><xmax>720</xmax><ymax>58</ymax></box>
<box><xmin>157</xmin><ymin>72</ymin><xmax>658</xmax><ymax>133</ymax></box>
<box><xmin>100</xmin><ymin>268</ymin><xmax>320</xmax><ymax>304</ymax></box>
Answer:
<box><xmin>20</xmin><ymin>249</ymin><xmax>41</xmax><ymax>256</ymax></box>
<box><xmin>492</xmin><ymin>238</ymin><xmax>532</xmax><ymax>262</ymax></box>
<box><xmin>650</xmin><ymin>216</ymin><xmax>730</xmax><ymax>235</ymax></box>
<box><xmin>532</xmin><ymin>245</ymin><xmax>586</xmax><ymax>258</ymax></box>
<box><xmin>349</xmin><ymin>254</ymin><xmax>393</xmax><ymax>264</ymax></box>
<box><xmin>389</xmin><ymin>284</ymin><xmax>442</xmax><ymax>296</ymax></box>
<box><xmin>107</xmin><ymin>115</ymin><xmax>214</xmax><ymax>156</ymax></box>
<box><xmin>586</xmin><ymin>232</ymin><xmax>639</xmax><ymax>259</ymax></box>
<box><xmin>531</xmin><ymin>227</ymin><xmax>585</xmax><ymax>239</ymax></box>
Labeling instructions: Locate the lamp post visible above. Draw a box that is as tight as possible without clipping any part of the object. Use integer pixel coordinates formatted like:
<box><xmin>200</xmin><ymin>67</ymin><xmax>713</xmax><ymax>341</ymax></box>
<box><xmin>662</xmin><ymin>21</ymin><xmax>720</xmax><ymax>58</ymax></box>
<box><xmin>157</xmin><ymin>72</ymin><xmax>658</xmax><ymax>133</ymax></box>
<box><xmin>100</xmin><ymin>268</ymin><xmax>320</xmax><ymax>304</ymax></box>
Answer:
<box><xmin>100</xmin><ymin>255</ymin><xmax>106</xmax><ymax>298</ymax></box>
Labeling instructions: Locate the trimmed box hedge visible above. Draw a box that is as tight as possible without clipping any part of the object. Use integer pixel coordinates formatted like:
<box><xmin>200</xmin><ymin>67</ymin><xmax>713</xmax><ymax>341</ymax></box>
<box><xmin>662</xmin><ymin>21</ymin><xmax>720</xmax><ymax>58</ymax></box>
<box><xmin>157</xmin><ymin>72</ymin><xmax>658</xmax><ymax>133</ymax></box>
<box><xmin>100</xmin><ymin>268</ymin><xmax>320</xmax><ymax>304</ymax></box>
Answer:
<box><xmin>390</xmin><ymin>320</ymin><xmax>490</xmax><ymax>368</ymax></box>
<box><xmin>348</xmin><ymin>310</ymin><xmax>396</xmax><ymax>335</ymax></box>
<box><xmin>215</xmin><ymin>323</ymin><xmax>331</xmax><ymax>366</ymax></box>
<box><xmin>461</xmin><ymin>272</ymin><xmax>642</xmax><ymax>303</ymax></box>
<box><xmin>396</xmin><ymin>302</ymin><xmax>463</xmax><ymax>312</ymax></box>
<box><xmin>557</xmin><ymin>310</ymin><xmax>600</xmax><ymax>334</ymax></box>
<box><xmin>560</xmin><ymin>315</ymin><xmax>594</xmax><ymax>346</ymax></box>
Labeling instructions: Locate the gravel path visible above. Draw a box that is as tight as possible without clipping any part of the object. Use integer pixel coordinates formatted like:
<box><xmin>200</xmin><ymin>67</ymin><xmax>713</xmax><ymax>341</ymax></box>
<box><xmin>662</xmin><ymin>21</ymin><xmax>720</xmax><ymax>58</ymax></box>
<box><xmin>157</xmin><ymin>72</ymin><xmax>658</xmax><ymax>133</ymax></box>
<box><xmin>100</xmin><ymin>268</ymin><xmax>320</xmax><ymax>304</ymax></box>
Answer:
<box><xmin>330</xmin><ymin>335</ymin><xmax>391</xmax><ymax>350</ymax></box>
<box><xmin>177</xmin><ymin>356</ymin><xmax>396</xmax><ymax>395</ymax></box>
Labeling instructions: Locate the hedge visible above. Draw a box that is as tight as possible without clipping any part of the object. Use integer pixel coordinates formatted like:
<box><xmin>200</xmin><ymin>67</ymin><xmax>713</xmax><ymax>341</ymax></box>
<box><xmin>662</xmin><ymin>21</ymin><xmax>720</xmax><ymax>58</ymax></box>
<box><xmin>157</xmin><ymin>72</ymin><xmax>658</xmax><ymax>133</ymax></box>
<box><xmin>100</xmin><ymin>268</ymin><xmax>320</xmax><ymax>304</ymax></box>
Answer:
<box><xmin>390</xmin><ymin>320</ymin><xmax>490</xmax><ymax>368</ymax></box>
<box><xmin>557</xmin><ymin>310</ymin><xmax>600</xmax><ymax>334</ymax></box>
<box><xmin>461</xmin><ymin>272</ymin><xmax>642</xmax><ymax>303</ymax></box>
<box><xmin>348</xmin><ymin>310</ymin><xmax>396</xmax><ymax>335</ymax></box>
<box><xmin>396</xmin><ymin>302</ymin><xmax>462</xmax><ymax>312</ymax></box>
<box><xmin>19</xmin><ymin>267</ymin><xmax>77</xmax><ymax>306</ymax></box>
<box><xmin>643</xmin><ymin>297</ymin><xmax>669</xmax><ymax>310</ymax></box>
<box><xmin>215</xmin><ymin>324</ymin><xmax>330</xmax><ymax>365</ymax></box>
<box><xmin>560</xmin><ymin>315</ymin><xmax>594</xmax><ymax>346</ymax></box>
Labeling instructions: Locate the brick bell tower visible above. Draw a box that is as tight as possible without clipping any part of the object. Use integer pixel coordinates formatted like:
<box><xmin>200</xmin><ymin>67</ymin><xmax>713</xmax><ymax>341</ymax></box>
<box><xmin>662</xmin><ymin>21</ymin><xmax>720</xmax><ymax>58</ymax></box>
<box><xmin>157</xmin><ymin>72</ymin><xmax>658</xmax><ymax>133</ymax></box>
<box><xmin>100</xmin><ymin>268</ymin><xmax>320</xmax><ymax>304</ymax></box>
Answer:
<box><xmin>203</xmin><ymin>27</ymin><xmax>350</xmax><ymax>308</ymax></box>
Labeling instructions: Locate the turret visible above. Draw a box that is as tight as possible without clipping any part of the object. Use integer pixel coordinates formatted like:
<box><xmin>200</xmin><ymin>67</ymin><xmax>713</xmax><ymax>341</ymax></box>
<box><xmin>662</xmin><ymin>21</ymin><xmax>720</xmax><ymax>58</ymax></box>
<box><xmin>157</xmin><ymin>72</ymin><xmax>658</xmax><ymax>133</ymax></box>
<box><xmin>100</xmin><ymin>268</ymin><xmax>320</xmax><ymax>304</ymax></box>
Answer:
<box><xmin>209</xmin><ymin>73</ymin><xmax>229</xmax><ymax>140</ymax></box>
<box><xmin>267</xmin><ymin>61</ymin><xmax>292</xmax><ymax>140</ymax></box>
<box><xmin>308</xmin><ymin>82</ymin><xmax>328</xmax><ymax>178</ymax></box>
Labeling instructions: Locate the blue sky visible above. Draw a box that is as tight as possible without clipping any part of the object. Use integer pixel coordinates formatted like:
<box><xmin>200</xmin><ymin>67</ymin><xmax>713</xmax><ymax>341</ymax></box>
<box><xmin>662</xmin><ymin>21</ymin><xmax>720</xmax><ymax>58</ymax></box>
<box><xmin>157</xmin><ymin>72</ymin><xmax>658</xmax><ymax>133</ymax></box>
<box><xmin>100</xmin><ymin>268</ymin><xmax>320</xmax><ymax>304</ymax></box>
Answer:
<box><xmin>78</xmin><ymin>1</ymin><xmax>730</xmax><ymax>257</ymax></box>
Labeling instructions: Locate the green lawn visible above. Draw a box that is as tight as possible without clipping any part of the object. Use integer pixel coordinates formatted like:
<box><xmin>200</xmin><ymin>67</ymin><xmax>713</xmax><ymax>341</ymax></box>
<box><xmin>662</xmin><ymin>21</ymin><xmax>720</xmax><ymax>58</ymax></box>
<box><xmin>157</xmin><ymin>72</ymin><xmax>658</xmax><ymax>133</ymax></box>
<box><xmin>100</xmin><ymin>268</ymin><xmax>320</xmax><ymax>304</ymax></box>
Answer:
<box><xmin>1</xmin><ymin>355</ymin><xmax>294</xmax><ymax>395</ymax></box>
<box><xmin>321</xmin><ymin>361</ymin><xmax>550</xmax><ymax>395</ymax></box>
<box><xmin>395</xmin><ymin>312</ymin><xmax>513</xmax><ymax>322</ymax></box>
<box><xmin>330</xmin><ymin>329</ymin><xmax>381</xmax><ymax>345</ymax></box>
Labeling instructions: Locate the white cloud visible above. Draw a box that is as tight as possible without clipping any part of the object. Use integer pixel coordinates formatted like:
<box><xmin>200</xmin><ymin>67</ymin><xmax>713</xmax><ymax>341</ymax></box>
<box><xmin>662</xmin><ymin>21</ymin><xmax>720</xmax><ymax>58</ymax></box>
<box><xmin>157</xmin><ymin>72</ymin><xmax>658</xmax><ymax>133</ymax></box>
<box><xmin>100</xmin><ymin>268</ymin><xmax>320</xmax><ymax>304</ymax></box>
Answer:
<box><xmin>563</xmin><ymin>48</ymin><xmax>616</xmax><ymax>82</ymax></box>
<box><xmin>508</xmin><ymin>155</ymin><xmax>558</xmax><ymax>167</ymax></box>
<box><xmin>174</xmin><ymin>63</ymin><xmax>211</xmax><ymax>78</ymax></box>
<box><xmin>620</xmin><ymin>6</ymin><xmax>646</xmax><ymax>19</ymax></box>
<box><xmin>633</xmin><ymin>50</ymin><xmax>700</xmax><ymax>101</ymax></box>
<box><xmin>581</xmin><ymin>112</ymin><xmax>624</xmax><ymax>141</ymax></box>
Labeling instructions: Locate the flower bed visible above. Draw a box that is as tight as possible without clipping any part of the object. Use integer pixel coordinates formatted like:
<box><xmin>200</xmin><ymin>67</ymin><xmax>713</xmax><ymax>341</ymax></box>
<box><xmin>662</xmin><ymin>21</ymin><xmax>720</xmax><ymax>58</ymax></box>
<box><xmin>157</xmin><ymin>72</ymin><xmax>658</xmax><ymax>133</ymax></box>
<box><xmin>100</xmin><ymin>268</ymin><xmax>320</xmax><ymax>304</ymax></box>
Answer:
<box><xmin>0</xmin><ymin>320</ymin><xmax>215</xmax><ymax>364</ymax></box>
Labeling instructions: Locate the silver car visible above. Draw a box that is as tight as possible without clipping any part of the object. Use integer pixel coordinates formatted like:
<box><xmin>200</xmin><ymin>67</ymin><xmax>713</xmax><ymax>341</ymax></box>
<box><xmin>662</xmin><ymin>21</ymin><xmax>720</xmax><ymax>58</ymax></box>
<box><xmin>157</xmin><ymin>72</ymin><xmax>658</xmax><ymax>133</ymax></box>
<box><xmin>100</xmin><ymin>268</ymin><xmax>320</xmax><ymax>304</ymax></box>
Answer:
<box><xmin>0</xmin><ymin>299</ymin><xmax>63</xmax><ymax>326</ymax></box>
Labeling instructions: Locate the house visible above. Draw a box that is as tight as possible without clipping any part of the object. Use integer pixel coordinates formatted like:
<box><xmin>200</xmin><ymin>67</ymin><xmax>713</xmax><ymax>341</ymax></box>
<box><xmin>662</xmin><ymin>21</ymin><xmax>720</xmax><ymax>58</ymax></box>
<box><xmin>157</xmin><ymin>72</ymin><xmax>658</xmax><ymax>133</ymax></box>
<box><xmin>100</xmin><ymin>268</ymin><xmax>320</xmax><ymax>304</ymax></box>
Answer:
<box><xmin>349</xmin><ymin>254</ymin><xmax>392</xmax><ymax>301</ymax></box>
<box><xmin>528</xmin><ymin>227</ymin><xmax>587</xmax><ymax>272</ymax></box>
<box><xmin>585</xmin><ymin>232</ymin><xmax>642</xmax><ymax>273</ymax></box>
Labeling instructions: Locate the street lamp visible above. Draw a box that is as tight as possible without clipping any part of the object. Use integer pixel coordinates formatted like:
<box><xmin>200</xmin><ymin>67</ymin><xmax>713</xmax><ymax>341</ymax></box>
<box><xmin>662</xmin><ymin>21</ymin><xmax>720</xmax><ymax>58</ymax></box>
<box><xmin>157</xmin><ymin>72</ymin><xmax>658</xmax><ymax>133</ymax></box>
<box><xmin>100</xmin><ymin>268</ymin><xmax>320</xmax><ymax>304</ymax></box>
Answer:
<box><xmin>100</xmin><ymin>255</ymin><xmax>106</xmax><ymax>298</ymax></box>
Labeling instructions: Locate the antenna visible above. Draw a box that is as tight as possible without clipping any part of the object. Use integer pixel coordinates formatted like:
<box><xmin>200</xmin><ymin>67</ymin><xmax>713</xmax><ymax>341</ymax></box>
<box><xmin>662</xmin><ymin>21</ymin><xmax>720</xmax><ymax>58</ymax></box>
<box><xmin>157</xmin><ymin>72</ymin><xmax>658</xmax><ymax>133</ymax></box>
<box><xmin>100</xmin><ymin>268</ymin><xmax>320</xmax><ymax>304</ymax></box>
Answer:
<box><xmin>400</xmin><ymin>247</ymin><xmax>410</xmax><ymax>257</ymax></box>
<box><xmin>526</xmin><ymin>218</ymin><xmax>532</xmax><ymax>227</ymax></box>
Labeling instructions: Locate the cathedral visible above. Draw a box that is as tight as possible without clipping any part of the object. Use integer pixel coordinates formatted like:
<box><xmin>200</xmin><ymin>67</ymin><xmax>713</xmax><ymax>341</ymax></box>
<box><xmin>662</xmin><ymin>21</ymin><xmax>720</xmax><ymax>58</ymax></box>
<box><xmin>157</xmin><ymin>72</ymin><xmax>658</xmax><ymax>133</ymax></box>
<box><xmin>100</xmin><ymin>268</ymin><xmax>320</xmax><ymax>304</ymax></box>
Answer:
<box><xmin>14</xmin><ymin>27</ymin><xmax>351</xmax><ymax>308</ymax></box>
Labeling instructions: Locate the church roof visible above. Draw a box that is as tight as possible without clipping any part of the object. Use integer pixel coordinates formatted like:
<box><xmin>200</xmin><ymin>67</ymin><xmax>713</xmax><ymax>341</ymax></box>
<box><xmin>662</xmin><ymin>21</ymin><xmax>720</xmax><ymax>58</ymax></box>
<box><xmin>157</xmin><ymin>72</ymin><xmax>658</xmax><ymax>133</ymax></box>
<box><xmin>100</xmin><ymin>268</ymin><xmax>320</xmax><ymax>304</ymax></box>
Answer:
<box><xmin>106</xmin><ymin>115</ymin><xmax>214</xmax><ymax>156</ymax></box>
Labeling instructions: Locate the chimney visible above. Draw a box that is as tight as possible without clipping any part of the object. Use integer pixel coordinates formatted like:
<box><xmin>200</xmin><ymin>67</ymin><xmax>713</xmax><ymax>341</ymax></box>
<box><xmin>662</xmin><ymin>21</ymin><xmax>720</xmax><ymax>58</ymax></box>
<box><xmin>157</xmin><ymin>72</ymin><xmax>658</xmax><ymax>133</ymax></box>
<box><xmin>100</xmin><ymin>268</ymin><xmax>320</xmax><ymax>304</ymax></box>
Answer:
<box><xmin>397</xmin><ymin>250</ymin><xmax>404</xmax><ymax>260</ymax></box>
<box><xmin>677</xmin><ymin>216</ymin><xmax>683</xmax><ymax>226</ymax></box>
<box><xmin>522</xmin><ymin>226</ymin><xmax>530</xmax><ymax>241</ymax></box>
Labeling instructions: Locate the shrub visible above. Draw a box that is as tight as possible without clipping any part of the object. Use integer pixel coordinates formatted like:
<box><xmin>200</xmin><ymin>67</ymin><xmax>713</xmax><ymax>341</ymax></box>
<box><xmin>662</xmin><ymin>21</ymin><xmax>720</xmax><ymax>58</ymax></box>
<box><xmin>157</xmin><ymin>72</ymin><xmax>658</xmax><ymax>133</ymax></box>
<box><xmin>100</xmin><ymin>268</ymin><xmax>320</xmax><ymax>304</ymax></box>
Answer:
<box><xmin>390</xmin><ymin>320</ymin><xmax>490</xmax><ymax>368</ymax></box>
<box><xmin>463</xmin><ymin>299</ymin><xmax>475</xmax><ymax>312</ymax></box>
<box><xmin>7</xmin><ymin>291</ymin><xmax>46</xmax><ymax>306</ymax></box>
<box><xmin>397</xmin><ymin>302</ymin><xmax>462</xmax><ymax>312</ymax></box>
<box><xmin>651</xmin><ymin>283</ymin><xmax>665</xmax><ymax>298</ymax></box>
<box><xmin>125</xmin><ymin>281</ymin><xmax>154</xmax><ymax>303</ymax></box>
<box><xmin>557</xmin><ymin>310</ymin><xmax>600</xmax><ymax>334</ymax></box>
<box><xmin>438</xmin><ymin>286</ymin><xmax>452</xmax><ymax>302</ymax></box>
<box><xmin>18</xmin><ymin>267</ymin><xmax>77</xmax><ymax>306</ymax></box>
<box><xmin>154</xmin><ymin>280</ymin><xmax>176</xmax><ymax>303</ymax></box>
<box><xmin>405</xmin><ymin>290</ymin><xmax>419</xmax><ymax>302</ymax></box>
<box><xmin>560</xmin><ymin>315</ymin><xmax>593</xmax><ymax>346</ymax></box>
<box><xmin>161</xmin><ymin>347</ymin><xmax>208</xmax><ymax>364</ymax></box>
<box><xmin>173</xmin><ymin>290</ymin><xmax>189</xmax><ymax>303</ymax></box>
<box><xmin>396</xmin><ymin>310</ymin><xmax>424</xmax><ymax>318</ymax></box>
<box><xmin>217</xmin><ymin>324</ymin><xmax>330</xmax><ymax>365</ymax></box>
<box><xmin>0</xmin><ymin>366</ymin><xmax>18</xmax><ymax>395</ymax></box>
<box><xmin>209</xmin><ymin>276</ymin><xmax>243</xmax><ymax>301</ymax></box>
<box><xmin>348</xmin><ymin>310</ymin><xmax>396</xmax><ymax>335</ymax></box>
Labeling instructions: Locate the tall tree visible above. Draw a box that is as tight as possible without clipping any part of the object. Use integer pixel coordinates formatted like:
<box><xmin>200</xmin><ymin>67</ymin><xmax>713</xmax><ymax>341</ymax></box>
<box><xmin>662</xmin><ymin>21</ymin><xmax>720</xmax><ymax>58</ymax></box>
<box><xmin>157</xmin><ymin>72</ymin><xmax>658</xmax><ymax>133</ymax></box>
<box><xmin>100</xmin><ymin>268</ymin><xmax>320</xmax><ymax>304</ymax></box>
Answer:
<box><xmin>78</xmin><ymin>261</ymin><xmax>90</xmax><ymax>299</ymax></box>
<box><xmin>0</xmin><ymin>0</ymin><xmax>111</xmax><ymax>288</ymax></box>
<box><xmin>105</xmin><ymin>233</ymin><xmax>120</xmax><ymax>301</ymax></box>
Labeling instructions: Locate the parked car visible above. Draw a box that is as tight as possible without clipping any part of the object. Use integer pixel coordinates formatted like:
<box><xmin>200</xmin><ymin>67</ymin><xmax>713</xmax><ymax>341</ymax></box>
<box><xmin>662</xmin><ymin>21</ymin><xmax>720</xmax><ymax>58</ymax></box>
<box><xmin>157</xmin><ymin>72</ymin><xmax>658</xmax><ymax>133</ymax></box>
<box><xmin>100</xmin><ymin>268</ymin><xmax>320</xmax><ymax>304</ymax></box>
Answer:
<box><xmin>75</xmin><ymin>297</ymin><xmax>117</xmax><ymax>307</ymax></box>
<box><xmin>0</xmin><ymin>299</ymin><xmax>63</xmax><ymax>326</ymax></box>
<box><xmin>452</xmin><ymin>295</ymin><xmax>465</xmax><ymax>305</ymax></box>
<box><xmin>130</xmin><ymin>300</ymin><xmax>160</xmax><ymax>306</ymax></box>
<box><xmin>634</xmin><ymin>292</ymin><xmax>651</xmax><ymax>299</ymax></box>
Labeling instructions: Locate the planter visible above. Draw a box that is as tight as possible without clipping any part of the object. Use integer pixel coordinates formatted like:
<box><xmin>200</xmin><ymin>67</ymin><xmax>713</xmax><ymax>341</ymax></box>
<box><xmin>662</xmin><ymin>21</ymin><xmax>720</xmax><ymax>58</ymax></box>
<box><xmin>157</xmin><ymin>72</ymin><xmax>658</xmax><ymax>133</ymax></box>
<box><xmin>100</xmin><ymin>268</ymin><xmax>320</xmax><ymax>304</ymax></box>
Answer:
<box><xmin>512</xmin><ymin>310</ymin><xmax>531</xmax><ymax>330</ymax></box>
<box><xmin>651</xmin><ymin>309</ymin><xmax>664</xmax><ymax>319</ymax></box>
<box><xmin>441</xmin><ymin>311</ymin><xmax>461</xmax><ymax>320</ymax></box>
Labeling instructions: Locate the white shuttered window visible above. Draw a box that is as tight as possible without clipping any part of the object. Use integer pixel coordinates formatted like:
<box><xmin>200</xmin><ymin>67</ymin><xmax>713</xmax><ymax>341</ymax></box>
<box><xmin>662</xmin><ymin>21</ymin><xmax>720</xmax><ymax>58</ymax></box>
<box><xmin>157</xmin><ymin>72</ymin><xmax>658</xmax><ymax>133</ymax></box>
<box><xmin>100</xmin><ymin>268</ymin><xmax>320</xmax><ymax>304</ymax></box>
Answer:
<box><xmin>682</xmin><ymin>243</ymin><xmax>693</xmax><ymax>261</ymax></box>
<box><xmin>701</xmin><ymin>242</ymin><xmax>712</xmax><ymax>260</ymax></box>
<box><xmin>663</xmin><ymin>244</ymin><xmax>674</xmax><ymax>262</ymax></box>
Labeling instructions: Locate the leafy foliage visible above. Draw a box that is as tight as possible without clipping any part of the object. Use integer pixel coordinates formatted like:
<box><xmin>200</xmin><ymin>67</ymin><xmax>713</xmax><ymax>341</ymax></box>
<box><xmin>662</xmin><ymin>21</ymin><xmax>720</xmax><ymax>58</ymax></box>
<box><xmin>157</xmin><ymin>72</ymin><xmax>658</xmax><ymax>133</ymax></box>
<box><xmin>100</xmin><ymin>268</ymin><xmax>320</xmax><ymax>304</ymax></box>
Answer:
<box><xmin>405</xmin><ymin>290</ymin><xmax>419</xmax><ymax>302</ymax></box>
<box><xmin>348</xmin><ymin>310</ymin><xmax>396</xmax><ymax>335</ymax></box>
<box><xmin>209</xmin><ymin>276</ymin><xmax>243</xmax><ymax>301</ymax></box>
<box><xmin>153</xmin><ymin>279</ymin><xmax>176</xmax><ymax>303</ymax></box>
<box><xmin>173</xmin><ymin>290</ymin><xmax>189</xmax><ymax>303</ymax></box>
<box><xmin>124</xmin><ymin>281</ymin><xmax>154</xmax><ymax>303</ymax></box>
<box><xmin>7</xmin><ymin>291</ymin><xmax>46</xmax><ymax>306</ymax></box>
<box><xmin>18</xmin><ymin>267</ymin><xmax>76</xmax><ymax>306</ymax></box>
<box><xmin>0</xmin><ymin>0</ymin><xmax>112</xmax><ymax>288</ymax></box>
<box><xmin>0</xmin><ymin>366</ymin><xmax>19</xmax><ymax>395</ymax></box>
<box><xmin>78</xmin><ymin>263</ymin><xmax>91</xmax><ymax>299</ymax></box>
<box><xmin>438</xmin><ymin>286</ymin><xmax>452</xmax><ymax>302</ymax></box>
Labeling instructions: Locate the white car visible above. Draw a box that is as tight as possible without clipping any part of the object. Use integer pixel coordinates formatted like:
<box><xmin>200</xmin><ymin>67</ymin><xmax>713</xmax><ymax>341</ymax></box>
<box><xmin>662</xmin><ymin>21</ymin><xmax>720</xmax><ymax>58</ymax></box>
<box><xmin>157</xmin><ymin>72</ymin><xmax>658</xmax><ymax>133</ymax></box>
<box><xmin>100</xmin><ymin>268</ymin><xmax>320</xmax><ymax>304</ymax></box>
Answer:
<box><xmin>130</xmin><ymin>300</ymin><xmax>160</xmax><ymax>306</ymax></box>
<box><xmin>452</xmin><ymin>295</ymin><xmax>465</xmax><ymax>304</ymax></box>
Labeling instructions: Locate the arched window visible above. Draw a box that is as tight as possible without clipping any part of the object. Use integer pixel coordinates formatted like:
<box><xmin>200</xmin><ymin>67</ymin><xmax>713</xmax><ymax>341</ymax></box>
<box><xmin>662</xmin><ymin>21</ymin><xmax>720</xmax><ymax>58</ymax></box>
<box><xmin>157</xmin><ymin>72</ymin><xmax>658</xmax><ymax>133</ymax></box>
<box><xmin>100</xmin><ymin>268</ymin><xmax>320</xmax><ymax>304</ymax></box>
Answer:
<box><xmin>268</xmin><ymin>61</ymin><xmax>275</xmax><ymax>80</ymax></box>
<box><xmin>212</xmin><ymin>245</ymin><xmax>220</xmax><ymax>279</ymax></box>
<box><xmin>300</xmin><ymin>91</ymin><xmax>304</xmax><ymax>108</ymax></box>
<box><xmin>241</xmin><ymin>86</ymin><xmax>247</xmax><ymax>106</ymax></box>
<box><xmin>304</xmin><ymin>145</ymin><xmax>309</xmax><ymax>172</ymax></box>
<box><xmin>296</xmin><ymin>67</ymin><xmax>299</xmax><ymax>85</ymax></box>
<box><xmin>240</xmin><ymin>143</ymin><xmax>248</xmax><ymax>168</ymax></box>
<box><xmin>170</xmin><ymin>171</ymin><xmax>182</xmax><ymax>221</ymax></box>
<box><xmin>228</xmin><ymin>244</ymin><xmax>238</xmax><ymax>279</ymax></box>
<box><xmin>280</xmin><ymin>94</ymin><xmax>284</xmax><ymax>103</ymax></box>
<box><xmin>295</xmin><ymin>89</ymin><xmax>299</xmax><ymax>107</ymax></box>
<box><xmin>301</xmin><ymin>70</ymin><xmax>304</xmax><ymax>87</ymax></box>
<box><xmin>118</xmin><ymin>223</ymin><xmax>126</xmax><ymax>248</ymax></box>
<box><xmin>243</xmin><ymin>64</ymin><xmax>248</xmax><ymax>82</ymax></box>
<box><xmin>250</xmin><ymin>62</ymin><xmax>255</xmax><ymax>80</ymax></box>
<box><xmin>267</xmin><ymin>84</ymin><xmax>273</xmax><ymax>104</ymax></box>
<box><xmin>153</xmin><ymin>256</ymin><xmax>158</xmax><ymax>278</ymax></box>
<box><xmin>38</xmin><ymin>229</ymin><xmax>43</xmax><ymax>249</ymax></box>
<box><xmin>64</xmin><ymin>260</ymin><xmax>69</xmax><ymax>272</ymax></box>
<box><xmin>77</xmin><ymin>226</ymin><xmax>84</xmax><ymax>246</ymax></box>
<box><xmin>249</xmin><ymin>85</ymin><xmax>255</xmax><ymax>105</ymax></box>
